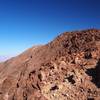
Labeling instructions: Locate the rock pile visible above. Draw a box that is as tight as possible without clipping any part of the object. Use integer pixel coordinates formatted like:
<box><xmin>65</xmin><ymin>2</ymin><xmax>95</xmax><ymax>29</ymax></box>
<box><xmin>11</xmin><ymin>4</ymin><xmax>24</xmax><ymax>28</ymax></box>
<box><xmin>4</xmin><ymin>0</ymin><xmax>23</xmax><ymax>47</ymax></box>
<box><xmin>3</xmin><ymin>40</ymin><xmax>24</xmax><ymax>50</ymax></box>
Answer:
<box><xmin>0</xmin><ymin>29</ymin><xmax>100</xmax><ymax>100</ymax></box>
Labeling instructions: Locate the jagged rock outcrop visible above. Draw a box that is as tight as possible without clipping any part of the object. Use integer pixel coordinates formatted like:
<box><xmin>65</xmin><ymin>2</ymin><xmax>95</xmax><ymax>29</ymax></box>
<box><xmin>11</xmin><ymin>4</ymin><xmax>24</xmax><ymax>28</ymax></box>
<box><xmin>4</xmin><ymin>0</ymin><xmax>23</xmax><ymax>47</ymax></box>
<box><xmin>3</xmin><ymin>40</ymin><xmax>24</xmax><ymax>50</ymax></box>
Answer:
<box><xmin>0</xmin><ymin>29</ymin><xmax>100</xmax><ymax>100</ymax></box>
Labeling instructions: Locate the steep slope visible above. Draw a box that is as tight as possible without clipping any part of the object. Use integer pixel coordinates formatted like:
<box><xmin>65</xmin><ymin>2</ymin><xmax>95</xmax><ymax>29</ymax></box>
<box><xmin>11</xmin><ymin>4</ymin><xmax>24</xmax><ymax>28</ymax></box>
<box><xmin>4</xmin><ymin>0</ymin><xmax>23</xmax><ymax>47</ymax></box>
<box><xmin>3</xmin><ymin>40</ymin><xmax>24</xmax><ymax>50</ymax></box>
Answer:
<box><xmin>0</xmin><ymin>29</ymin><xmax>100</xmax><ymax>100</ymax></box>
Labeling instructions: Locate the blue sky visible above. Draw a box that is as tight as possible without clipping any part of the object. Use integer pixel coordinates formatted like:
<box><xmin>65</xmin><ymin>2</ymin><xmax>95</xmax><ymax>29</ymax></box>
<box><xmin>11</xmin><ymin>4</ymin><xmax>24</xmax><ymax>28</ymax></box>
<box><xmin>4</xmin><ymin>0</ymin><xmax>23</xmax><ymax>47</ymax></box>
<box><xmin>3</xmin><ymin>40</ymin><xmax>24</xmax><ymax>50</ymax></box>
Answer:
<box><xmin>0</xmin><ymin>0</ymin><xmax>100</xmax><ymax>56</ymax></box>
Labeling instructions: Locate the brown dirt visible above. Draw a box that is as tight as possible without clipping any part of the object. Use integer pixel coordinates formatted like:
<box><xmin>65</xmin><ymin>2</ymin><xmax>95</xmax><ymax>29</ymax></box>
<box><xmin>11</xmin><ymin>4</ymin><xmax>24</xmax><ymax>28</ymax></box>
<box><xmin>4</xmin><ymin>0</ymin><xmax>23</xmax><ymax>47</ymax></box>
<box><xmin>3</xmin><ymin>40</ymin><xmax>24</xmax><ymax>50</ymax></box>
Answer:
<box><xmin>0</xmin><ymin>29</ymin><xmax>100</xmax><ymax>100</ymax></box>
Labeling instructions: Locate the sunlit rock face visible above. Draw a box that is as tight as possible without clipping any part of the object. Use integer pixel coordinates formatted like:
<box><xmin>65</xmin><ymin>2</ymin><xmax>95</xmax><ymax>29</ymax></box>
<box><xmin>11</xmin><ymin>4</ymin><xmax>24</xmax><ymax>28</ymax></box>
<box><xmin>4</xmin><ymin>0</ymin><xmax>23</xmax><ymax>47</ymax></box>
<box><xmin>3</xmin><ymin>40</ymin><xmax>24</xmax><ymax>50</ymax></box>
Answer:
<box><xmin>0</xmin><ymin>29</ymin><xmax>100</xmax><ymax>100</ymax></box>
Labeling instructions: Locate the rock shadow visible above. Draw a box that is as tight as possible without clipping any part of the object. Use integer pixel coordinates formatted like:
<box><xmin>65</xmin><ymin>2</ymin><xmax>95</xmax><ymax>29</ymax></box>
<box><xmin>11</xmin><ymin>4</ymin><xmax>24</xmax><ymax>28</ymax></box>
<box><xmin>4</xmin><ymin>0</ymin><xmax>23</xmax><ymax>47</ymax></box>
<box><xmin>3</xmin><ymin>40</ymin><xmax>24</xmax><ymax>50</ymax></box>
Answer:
<box><xmin>86</xmin><ymin>59</ymin><xmax>100</xmax><ymax>88</ymax></box>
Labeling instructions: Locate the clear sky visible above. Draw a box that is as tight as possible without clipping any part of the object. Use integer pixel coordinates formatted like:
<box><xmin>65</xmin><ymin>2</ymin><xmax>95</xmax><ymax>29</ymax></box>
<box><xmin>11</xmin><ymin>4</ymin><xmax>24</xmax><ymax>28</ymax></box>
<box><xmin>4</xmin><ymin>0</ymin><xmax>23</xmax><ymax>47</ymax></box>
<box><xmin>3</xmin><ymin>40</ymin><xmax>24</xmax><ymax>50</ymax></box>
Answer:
<box><xmin>0</xmin><ymin>0</ymin><xmax>100</xmax><ymax>56</ymax></box>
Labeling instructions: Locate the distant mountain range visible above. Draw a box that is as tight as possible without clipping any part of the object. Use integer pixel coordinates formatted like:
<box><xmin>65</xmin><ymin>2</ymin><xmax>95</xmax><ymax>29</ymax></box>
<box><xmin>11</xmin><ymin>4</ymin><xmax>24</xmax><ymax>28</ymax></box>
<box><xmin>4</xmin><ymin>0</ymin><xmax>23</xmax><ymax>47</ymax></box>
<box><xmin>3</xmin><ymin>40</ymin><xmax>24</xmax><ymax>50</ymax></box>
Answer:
<box><xmin>0</xmin><ymin>56</ymin><xmax>12</xmax><ymax>62</ymax></box>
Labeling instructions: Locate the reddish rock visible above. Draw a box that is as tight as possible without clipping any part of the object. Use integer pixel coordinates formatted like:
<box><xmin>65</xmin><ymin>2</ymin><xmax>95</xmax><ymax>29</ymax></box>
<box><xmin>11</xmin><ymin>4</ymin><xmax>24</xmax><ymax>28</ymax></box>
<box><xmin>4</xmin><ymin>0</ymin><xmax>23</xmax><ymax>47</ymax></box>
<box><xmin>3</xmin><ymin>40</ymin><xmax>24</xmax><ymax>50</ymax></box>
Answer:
<box><xmin>0</xmin><ymin>29</ymin><xmax>100</xmax><ymax>100</ymax></box>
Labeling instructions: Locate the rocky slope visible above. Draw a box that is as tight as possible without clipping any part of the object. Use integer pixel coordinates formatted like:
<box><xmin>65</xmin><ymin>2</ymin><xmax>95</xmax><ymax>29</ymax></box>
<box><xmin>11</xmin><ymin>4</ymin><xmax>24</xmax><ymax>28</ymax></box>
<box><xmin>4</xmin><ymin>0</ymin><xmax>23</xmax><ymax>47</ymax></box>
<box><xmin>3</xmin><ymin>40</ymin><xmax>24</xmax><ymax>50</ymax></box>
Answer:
<box><xmin>0</xmin><ymin>29</ymin><xmax>100</xmax><ymax>100</ymax></box>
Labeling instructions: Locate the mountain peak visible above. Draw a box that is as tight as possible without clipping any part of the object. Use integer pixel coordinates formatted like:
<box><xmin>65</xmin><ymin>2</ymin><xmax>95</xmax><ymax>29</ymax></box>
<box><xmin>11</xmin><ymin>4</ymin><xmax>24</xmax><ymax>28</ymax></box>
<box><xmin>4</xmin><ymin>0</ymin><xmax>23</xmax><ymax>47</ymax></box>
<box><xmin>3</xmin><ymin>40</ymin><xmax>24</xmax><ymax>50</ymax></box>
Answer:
<box><xmin>0</xmin><ymin>29</ymin><xmax>100</xmax><ymax>100</ymax></box>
